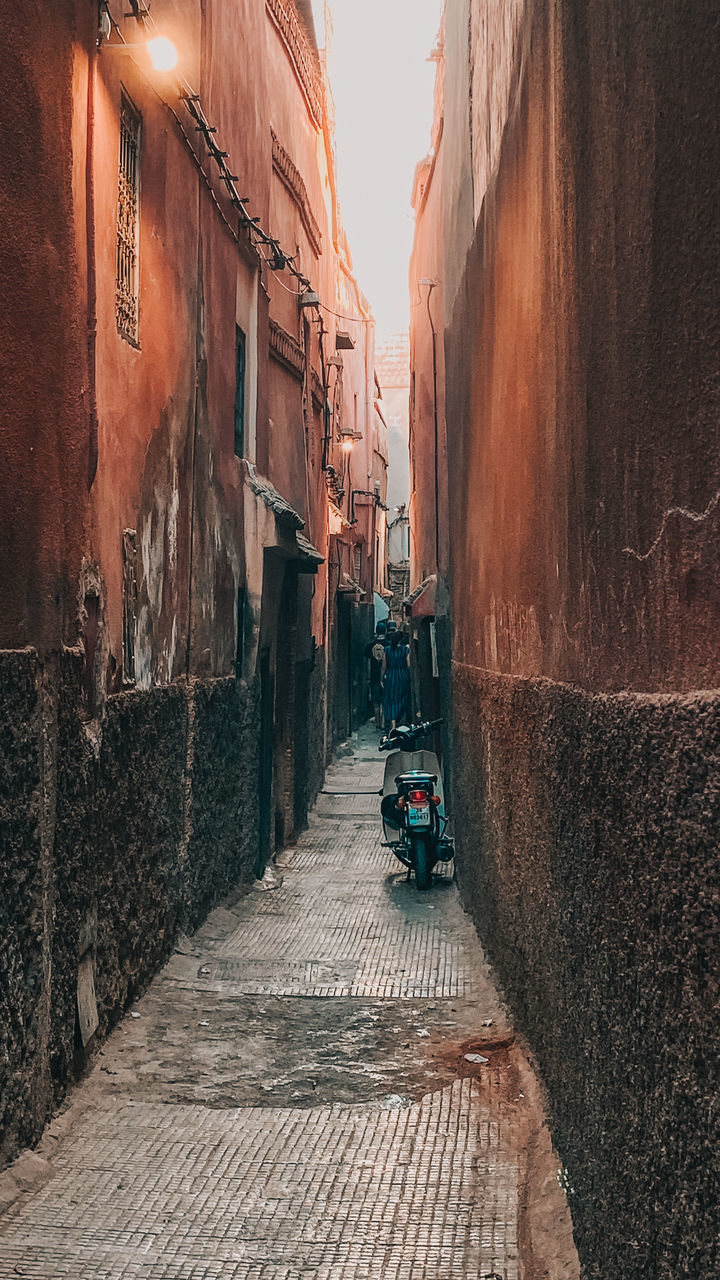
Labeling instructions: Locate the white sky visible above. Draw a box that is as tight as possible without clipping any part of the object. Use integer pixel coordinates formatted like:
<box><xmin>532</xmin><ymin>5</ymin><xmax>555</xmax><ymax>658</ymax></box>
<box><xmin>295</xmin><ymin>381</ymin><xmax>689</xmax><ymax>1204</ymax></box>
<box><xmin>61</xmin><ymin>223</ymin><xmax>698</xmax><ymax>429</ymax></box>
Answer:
<box><xmin>313</xmin><ymin>0</ymin><xmax>443</xmax><ymax>343</ymax></box>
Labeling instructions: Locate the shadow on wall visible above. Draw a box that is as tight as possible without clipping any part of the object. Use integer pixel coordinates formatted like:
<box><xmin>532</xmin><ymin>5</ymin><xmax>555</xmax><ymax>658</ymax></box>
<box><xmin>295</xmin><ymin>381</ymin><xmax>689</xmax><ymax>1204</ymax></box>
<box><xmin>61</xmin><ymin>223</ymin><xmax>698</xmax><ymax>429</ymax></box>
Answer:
<box><xmin>451</xmin><ymin>662</ymin><xmax>720</xmax><ymax>1280</ymax></box>
<box><xmin>0</xmin><ymin>650</ymin><xmax>259</xmax><ymax>1169</ymax></box>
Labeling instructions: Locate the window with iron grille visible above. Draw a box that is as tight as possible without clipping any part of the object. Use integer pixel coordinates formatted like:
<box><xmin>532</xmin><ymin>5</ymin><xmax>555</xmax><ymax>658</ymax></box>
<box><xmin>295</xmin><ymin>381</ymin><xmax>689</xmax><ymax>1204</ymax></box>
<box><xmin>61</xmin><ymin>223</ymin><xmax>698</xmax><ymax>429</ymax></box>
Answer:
<box><xmin>234</xmin><ymin>326</ymin><xmax>247</xmax><ymax>457</ymax></box>
<box><xmin>116</xmin><ymin>95</ymin><xmax>141</xmax><ymax>344</ymax></box>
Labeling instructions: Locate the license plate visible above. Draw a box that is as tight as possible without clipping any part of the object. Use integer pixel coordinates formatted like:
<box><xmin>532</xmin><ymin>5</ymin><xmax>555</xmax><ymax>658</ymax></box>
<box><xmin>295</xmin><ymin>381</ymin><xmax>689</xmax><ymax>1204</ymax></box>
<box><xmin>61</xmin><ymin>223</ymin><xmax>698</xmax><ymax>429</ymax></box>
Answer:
<box><xmin>408</xmin><ymin>805</ymin><xmax>431</xmax><ymax>827</ymax></box>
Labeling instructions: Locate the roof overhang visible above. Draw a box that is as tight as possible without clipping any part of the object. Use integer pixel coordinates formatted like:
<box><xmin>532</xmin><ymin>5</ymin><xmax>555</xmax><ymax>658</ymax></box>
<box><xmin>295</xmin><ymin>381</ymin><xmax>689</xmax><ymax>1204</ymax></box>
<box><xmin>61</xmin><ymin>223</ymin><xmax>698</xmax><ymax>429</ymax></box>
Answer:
<box><xmin>405</xmin><ymin>574</ymin><xmax>437</xmax><ymax>618</ymax></box>
<box><xmin>244</xmin><ymin>461</ymin><xmax>324</xmax><ymax>571</ymax></box>
<box><xmin>296</xmin><ymin>531</ymin><xmax>324</xmax><ymax>574</ymax></box>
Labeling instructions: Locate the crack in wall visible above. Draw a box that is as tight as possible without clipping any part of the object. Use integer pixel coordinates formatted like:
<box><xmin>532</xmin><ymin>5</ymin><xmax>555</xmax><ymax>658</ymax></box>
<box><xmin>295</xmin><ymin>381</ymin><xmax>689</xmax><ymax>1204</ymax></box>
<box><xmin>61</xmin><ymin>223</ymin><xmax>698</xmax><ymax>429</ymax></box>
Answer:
<box><xmin>622</xmin><ymin>488</ymin><xmax>720</xmax><ymax>561</ymax></box>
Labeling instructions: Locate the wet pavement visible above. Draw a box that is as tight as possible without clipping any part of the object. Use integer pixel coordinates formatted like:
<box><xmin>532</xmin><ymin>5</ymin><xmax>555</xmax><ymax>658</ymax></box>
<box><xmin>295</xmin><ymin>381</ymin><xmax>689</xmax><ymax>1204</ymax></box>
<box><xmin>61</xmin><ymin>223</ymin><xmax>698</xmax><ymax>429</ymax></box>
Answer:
<box><xmin>0</xmin><ymin>726</ymin><xmax>578</xmax><ymax>1278</ymax></box>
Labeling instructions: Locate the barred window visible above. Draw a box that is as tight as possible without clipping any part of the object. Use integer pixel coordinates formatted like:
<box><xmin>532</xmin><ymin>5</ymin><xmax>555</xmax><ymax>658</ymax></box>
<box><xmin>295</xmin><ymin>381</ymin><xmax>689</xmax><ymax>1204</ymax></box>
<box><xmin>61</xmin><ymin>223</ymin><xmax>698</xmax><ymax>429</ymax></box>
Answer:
<box><xmin>116</xmin><ymin>95</ymin><xmax>141</xmax><ymax>344</ymax></box>
<box><xmin>234</xmin><ymin>326</ymin><xmax>247</xmax><ymax>457</ymax></box>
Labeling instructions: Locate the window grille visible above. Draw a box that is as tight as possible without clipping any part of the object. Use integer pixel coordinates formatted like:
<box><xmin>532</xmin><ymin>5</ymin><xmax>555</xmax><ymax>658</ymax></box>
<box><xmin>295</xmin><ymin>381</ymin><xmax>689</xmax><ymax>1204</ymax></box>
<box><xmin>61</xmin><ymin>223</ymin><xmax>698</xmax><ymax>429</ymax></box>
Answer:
<box><xmin>353</xmin><ymin>544</ymin><xmax>362</xmax><ymax>584</ymax></box>
<box><xmin>234</xmin><ymin>326</ymin><xmax>247</xmax><ymax>457</ymax></box>
<box><xmin>116</xmin><ymin>95</ymin><xmax>141</xmax><ymax>343</ymax></box>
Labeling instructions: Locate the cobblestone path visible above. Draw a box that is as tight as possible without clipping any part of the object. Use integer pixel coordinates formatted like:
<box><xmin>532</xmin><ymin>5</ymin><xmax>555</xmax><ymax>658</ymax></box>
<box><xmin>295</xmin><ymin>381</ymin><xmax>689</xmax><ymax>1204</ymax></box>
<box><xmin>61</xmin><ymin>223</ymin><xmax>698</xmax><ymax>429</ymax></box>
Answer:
<box><xmin>0</xmin><ymin>728</ymin><xmax>576</xmax><ymax>1279</ymax></box>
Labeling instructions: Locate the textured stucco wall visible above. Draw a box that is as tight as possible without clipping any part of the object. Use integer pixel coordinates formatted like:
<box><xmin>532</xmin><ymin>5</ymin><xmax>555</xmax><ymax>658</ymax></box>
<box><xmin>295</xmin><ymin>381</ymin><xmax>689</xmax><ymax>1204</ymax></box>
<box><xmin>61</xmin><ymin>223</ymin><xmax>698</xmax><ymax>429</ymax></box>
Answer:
<box><xmin>452</xmin><ymin>664</ymin><xmax>720</xmax><ymax>1279</ymax></box>
<box><xmin>0</xmin><ymin>1</ymin><xmax>91</xmax><ymax>649</ymax></box>
<box><xmin>0</xmin><ymin>655</ymin><xmax>259</xmax><ymax>1169</ymax></box>
<box><xmin>445</xmin><ymin>0</ymin><xmax>720</xmax><ymax>692</ymax></box>
<box><xmin>409</xmin><ymin>142</ymin><xmax>448</xmax><ymax>591</ymax></box>
<box><xmin>439</xmin><ymin>0</ymin><xmax>720</xmax><ymax>1275</ymax></box>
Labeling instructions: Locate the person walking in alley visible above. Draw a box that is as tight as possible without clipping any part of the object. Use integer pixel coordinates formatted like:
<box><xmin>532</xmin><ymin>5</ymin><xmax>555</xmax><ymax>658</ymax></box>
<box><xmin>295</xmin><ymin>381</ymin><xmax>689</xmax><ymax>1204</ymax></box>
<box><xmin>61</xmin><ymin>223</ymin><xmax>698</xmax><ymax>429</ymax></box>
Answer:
<box><xmin>381</xmin><ymin>622</ymin><xmax>412</xmax><ymax>730</ymax></box>
<box><xmin>365</xmin><ymin>619</ymin><xmax>387</xmax><ymax>728</ymax></box>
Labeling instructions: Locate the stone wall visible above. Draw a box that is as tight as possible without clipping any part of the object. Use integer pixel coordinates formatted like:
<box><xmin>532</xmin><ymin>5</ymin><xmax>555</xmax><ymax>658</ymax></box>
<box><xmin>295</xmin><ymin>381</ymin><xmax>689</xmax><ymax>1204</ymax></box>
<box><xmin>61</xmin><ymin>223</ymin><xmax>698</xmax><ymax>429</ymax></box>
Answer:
<box><xmin>186</xmin><ymin>676</ymin><xmax>260</xmax><ymax>930</ymax></box>
<box><xmin>452</xmin><ymin>662</ymin><xmax>720</xmax><ymax>1279</ymax></box>
<box><xmin>0</xmin><ymin>652</ymin><xmax>45</xmax><ymax>1157</ymax></box>
<box><xmin>0</xmin><ymin>651</ymin><xmax>259</xmax><ymax>1168</ymax></box>
<box><xmin>294</xmin><ymin>652</ymin><xmax>327</xmax><ymax>834</ymax></box>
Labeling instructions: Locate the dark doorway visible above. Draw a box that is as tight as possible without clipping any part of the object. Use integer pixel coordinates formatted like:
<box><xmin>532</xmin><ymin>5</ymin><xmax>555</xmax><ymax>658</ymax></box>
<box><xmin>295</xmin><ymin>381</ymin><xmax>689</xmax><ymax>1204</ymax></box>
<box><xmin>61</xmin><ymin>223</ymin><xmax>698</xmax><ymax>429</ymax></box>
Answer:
<box><xmin>274</xmin><ymin>568</ymin><xmax>298</xmax><ymax>849</ymax></box>
<box><xmin>257</xmin><ymin>647</ymin><xmax>273</xmax><ymax>877</ymax></box>
<box><xmin>334</xmin><ymin>595</ymin><xmax>352</xmax><ymax>741</ymax></box>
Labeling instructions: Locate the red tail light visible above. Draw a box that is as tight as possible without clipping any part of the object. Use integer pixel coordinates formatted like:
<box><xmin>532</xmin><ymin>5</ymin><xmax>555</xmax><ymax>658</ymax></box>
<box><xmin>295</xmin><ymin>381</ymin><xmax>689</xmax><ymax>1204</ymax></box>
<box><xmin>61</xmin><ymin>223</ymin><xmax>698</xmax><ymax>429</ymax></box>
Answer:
<box><xmin>408</xmin><ymin>789</ymin><xmax>429</xmax><ymax>804</ymax></box>
<box><xmin>431</xmin><ymin>795</ymin><xmax>442</xmax><ymax>806</ymax></box>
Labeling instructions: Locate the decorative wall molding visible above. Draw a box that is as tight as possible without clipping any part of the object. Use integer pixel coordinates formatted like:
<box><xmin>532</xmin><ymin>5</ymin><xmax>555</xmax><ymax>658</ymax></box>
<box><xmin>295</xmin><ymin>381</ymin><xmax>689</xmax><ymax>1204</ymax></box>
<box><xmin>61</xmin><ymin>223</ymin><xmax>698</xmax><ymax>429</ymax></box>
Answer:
<box><xmin>269</xmin><ymin>318</ymin><xmax>305</xmax><ymax>381</ymax></box>
<box><xmin>266</xmin><ymin>0</ymin><xmax>323</xmax><ymax>128</ymax></box>
<box><xmin>310</xmin><ymin>367</ymin><xmax>324</xmax><ymax>411</ymax></box>
<box><xmin>271</xmin><ymin>131</ymin><xmax>323</xmax><ymax>257</ymax></box>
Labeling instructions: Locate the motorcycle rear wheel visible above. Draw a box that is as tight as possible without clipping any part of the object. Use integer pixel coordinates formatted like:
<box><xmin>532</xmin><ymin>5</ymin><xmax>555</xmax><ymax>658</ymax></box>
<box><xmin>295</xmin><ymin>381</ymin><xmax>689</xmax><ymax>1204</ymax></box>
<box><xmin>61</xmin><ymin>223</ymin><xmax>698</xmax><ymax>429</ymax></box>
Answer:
<box><xmin>412</xmin><ymin>834</ymin><xmax>433</xmax><ymax>891</ymax></box>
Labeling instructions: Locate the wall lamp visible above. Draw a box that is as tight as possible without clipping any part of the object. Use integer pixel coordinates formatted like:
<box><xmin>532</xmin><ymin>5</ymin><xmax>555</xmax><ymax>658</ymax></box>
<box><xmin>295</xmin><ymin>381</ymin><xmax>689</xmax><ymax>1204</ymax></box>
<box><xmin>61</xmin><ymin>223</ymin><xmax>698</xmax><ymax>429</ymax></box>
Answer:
<box><xmin>299</xmin><ymin>289</ymin><xmax>320</xmax><ymax>309</ymax></box>
<box><xmin>98</xmin><ymin>33</ymin><xmax>179</xmax><ymax>72</ymax></box>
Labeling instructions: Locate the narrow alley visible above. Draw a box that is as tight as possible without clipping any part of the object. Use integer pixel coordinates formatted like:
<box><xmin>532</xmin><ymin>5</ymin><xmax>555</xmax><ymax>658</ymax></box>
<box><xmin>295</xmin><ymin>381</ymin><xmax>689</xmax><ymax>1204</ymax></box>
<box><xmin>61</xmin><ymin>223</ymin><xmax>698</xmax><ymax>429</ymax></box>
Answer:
<box><xmin>2</xmin><ymin>0</ymin><xmax>719</xmax><ymax>1275</ymax></box>
<box><xmin>0</xmin><ymin>727</ymin><xmax>575</xmax><ymax>1279</ymax></box>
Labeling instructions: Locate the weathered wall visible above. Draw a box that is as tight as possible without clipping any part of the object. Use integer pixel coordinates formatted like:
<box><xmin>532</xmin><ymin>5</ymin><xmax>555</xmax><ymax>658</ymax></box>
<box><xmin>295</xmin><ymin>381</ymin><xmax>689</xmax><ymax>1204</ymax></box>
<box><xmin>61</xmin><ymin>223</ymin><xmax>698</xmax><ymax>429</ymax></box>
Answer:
<box><xmin>0</xmin><ymin>652</ymin><xmax>45</xmax><ymax>1155</ymax></box>
<box><xmin>445</xmin><ymin>0</ymin><xmax>720</xmax><ymax>691</ymax></box>
<box><xmin>186</xmin><ymin>676</ymin><xmax>260</xmax><ymax>928</ymax></box>
<box><xmin>374</xmin><ymin>341</ymin><xmax>410</xmax><ymax>518</ymax></box>
<box><xmin>0</xmin><ymin>1</ymin><xmax>91</xmax><ymax>649</ymax></box>
<box><xmin>409</xmin><ymin>46</ymin><xmax>447</xmax><ymax>593</ymax></box>
<box><xmin>453</xmin><ymin>664</ymin><xmax>720</xmax><ymax>1279</ymax></box>
<box><xmin>0</xmin><ymin>654</ymin><xmax>259</xmax><ymax>1168</ymax></box>
<box><xmin>293</xmin><ymin>652</ymin><xmax>326</xmax><ymax>833</ymax></box>
<box><xmin>440</xmin><ymin>0</ymin><xmax>720</xmax><ymax>1275</ymax></box>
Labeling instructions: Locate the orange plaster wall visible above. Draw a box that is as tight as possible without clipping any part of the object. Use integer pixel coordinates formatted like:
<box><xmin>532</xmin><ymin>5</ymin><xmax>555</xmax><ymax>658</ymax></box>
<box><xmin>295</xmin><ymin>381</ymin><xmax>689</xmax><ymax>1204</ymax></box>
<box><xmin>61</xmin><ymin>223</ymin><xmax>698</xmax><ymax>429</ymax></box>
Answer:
<box><xmin>0</xmin><ymin>0</ymin><xmax>94</xmax><ymax>650</ymax></box>
<box><xmin>444</xmin><ymin>0</ymin><xmax>720</xmax><ymax>693</ymax></box>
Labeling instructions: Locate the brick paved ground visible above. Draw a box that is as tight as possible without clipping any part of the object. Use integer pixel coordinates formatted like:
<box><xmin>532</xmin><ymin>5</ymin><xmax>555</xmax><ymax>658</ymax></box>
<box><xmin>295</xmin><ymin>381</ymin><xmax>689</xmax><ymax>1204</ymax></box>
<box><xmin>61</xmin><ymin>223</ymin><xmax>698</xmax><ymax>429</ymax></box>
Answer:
<box><xmin>0</xmin><ymin>727</ymin><xmax>577</xmax><ymax>1278</ymax></box>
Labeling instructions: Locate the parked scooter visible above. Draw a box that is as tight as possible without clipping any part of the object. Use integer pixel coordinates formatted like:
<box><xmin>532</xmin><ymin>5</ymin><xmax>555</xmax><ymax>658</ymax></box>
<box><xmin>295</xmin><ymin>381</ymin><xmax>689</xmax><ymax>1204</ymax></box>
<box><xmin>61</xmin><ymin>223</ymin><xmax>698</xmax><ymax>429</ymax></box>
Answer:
<box><xmin>379</xmin><ymin>719</ymin><xmax>454</xmax><ymax>890</ymax></box>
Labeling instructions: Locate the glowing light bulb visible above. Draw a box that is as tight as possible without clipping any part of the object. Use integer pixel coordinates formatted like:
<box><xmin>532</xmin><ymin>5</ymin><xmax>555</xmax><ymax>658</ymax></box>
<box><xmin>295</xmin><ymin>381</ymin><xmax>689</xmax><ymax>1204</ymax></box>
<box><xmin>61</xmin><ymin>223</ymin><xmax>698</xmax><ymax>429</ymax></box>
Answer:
<box><xmin>147</xmin><ymin>36</ymin><xmax>178</xmax><ymax>71</ymax></box>
<box><xmin>341</xmin><ymin>438</ymin><xmax>354</xmax><ymax>454</ymax></box>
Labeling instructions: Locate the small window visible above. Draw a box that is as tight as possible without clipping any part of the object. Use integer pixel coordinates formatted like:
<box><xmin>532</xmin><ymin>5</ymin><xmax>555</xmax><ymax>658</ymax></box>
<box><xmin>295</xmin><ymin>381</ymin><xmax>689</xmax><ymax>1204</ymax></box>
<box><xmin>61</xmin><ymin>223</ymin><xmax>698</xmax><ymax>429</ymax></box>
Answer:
<box><xmin>116</xmin><ymin>94</ymin><xmax>141</xmax><ymax>344</ymax></box>
<box><xmin>234</xmin><ymin>326</ymin><xmax>247</xmax><ymax>457</ymax></box>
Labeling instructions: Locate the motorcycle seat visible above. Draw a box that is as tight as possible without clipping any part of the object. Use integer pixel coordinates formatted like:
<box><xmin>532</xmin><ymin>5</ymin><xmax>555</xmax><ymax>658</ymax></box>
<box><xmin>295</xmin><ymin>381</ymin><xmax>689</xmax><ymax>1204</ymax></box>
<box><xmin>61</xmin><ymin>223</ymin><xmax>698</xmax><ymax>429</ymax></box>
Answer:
<box><xmin>394</xmin><ymin>771</ymin><xmax>438</xmax><ymax>786</ymax></box>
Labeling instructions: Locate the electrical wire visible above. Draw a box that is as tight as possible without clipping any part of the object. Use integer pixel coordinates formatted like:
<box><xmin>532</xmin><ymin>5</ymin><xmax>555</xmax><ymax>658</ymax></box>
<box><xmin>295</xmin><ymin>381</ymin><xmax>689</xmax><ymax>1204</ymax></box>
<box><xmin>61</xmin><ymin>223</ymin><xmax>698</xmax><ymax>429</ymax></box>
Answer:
<box><xmin>317</xmin><ymin>301</ymin><xmax>369</xmax><ymax>326</ymax></box>
<box><xmin>262</xmin><ymin>261</ymin><xmax>302</xmax><ymax>296</ymax></box>
<box><xmin>103</xmin><ymin>0</ymin><xmax>376</xmax><ymax>526</ymax></box>
<box><xmin>100</xmin><ymin>6</ymin><xmax>243</xmax><ymax>252</ymax></box>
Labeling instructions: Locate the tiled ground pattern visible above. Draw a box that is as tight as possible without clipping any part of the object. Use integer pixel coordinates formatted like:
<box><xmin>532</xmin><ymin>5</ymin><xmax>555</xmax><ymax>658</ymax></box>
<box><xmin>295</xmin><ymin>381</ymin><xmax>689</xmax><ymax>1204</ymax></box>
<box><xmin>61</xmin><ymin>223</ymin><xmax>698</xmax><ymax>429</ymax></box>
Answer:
<box><xmin>0</xmin><ymin>728</ymin><xmax>521</xmax><ymax>1279</ymax></box>
<box><xmin>0</xmin><ymin>1081</ymin><xmax>518</xmax><ymax>1279</ymax></box>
